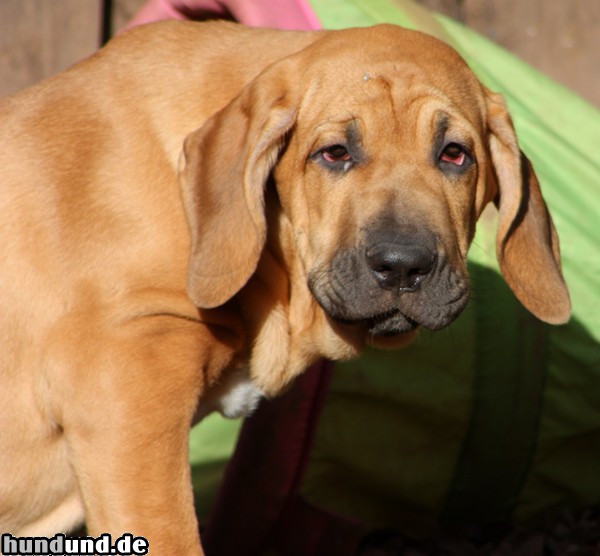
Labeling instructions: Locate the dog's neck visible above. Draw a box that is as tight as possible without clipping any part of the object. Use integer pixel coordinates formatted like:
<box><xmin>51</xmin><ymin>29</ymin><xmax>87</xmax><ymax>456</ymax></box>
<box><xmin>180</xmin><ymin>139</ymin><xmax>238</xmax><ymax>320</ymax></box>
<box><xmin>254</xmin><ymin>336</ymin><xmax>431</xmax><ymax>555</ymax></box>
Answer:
<box><xmin>234</xmin><ymin>194</ymin><xmax>364</xmax><ymax>397</ymax></box>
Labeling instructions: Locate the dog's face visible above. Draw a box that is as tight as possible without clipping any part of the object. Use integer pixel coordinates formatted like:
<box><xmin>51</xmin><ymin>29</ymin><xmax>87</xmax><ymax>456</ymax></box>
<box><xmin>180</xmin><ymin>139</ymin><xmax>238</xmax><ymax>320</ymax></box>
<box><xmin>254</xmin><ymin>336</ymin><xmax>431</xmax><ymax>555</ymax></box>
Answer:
<box><xmin>181</xmin><ymin>25</ymin><xmax>570</xmax><ymax>361</ymax></box>
<box><xmin>273</xmin><ymin>48</ymin><xmax>489</xmax><ymax>342</ymax></box>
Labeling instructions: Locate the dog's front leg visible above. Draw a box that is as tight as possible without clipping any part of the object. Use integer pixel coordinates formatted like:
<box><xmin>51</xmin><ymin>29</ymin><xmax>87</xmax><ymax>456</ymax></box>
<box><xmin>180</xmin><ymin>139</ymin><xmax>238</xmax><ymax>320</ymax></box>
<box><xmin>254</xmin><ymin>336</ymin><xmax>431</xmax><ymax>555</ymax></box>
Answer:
<box><xmin>54</xmin><ymin>315</ymin><xmax>226</xmax><ymax>555</ymax></box>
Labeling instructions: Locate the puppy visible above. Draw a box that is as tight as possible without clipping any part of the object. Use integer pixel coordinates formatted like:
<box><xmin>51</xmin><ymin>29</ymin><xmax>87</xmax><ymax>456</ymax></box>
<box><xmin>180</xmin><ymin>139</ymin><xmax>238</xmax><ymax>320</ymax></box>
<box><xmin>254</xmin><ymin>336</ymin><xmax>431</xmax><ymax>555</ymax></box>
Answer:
<box><xmin>0</xmin><ymin>21</ymin><xmax>569</xmax><ymax>555</ymax></box>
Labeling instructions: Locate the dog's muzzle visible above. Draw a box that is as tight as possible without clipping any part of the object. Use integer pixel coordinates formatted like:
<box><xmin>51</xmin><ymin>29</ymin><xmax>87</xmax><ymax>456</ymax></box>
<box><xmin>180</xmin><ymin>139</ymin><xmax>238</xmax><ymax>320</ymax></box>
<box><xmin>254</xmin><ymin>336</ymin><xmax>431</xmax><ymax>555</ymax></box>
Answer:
<box><xmin>308</xmin><ymin>232</ymin><xmax>469</xmax><ymax>337</ymax></box>
<box><xmin>365</xmin><ymin>240</ymin><xmax>437</xmax><ymax>292</ymax></box>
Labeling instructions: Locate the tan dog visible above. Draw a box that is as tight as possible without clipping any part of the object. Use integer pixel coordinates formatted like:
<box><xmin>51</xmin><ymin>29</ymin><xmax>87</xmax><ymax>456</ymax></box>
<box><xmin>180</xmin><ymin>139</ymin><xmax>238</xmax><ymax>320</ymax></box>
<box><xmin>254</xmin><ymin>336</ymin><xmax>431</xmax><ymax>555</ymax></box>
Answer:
<box><xmin>0</xmin><ymin>21</ymin><xmax>570</xmax><ymax>555</ymax></box>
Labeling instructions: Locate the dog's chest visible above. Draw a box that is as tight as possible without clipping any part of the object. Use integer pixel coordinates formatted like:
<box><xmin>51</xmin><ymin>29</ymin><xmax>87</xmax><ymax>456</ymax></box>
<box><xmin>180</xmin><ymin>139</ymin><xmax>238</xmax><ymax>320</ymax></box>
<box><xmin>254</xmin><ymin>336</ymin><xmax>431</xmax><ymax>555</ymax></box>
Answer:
<box><xmin>194</xmin><ymin>368</ymin><xmax>264</xmax><ymax>422</ymax></box>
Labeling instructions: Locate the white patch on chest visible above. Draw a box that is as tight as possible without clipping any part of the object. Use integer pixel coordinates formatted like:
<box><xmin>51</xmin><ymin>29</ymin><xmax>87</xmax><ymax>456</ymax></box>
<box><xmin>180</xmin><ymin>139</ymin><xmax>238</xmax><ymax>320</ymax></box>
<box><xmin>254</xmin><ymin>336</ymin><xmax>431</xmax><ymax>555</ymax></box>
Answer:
<box><xmin>216</xmin><ymin>372</ymin><xmax>264</xmax><ymax>418</ymax></box>
<box><xmin>194</xmin><ymin>368</ymin><xmax>264</xmax><ymax>422</ymax></box>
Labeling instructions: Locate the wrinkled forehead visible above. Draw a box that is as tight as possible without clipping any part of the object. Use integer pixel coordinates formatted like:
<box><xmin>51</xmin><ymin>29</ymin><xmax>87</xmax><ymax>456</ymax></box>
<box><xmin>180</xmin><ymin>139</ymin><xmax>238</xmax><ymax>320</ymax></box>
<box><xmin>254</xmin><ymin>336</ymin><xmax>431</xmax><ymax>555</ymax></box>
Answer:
<box><xmin>297</xmin><ymin>26</ymin><xmax>486</xmax><ymax>131</ymax></box>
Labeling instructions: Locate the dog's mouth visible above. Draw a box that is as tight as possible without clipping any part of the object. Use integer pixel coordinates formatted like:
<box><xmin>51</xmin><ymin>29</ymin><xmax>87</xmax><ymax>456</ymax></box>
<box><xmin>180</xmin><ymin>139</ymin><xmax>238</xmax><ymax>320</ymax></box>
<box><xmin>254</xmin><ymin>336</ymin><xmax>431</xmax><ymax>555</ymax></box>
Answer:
<box><xmin>308</xmin><ymin>246</ymin><xmax>469</xmax><ymax>344</ymax></box>
<box><xmin>330</xmin><ymin>308</ymin><xmax>419</xmax><ymax>337</ymax></box>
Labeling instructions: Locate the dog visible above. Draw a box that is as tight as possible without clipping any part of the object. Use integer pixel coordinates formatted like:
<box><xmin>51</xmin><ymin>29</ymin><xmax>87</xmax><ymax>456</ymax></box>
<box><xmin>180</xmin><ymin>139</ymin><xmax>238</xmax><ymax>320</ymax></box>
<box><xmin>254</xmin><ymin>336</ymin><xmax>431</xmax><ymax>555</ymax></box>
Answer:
<box><xmin>0</xmin><ymin>20</ymin><xmax>570</xmax><ymax>555</ymax></box>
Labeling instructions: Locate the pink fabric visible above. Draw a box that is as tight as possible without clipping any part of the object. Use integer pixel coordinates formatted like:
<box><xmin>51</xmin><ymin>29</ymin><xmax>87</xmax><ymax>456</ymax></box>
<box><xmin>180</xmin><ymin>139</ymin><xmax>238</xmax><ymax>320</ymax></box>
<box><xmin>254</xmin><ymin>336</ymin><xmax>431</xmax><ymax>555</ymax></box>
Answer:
<box><xmin>126</xmin><ymin>0</ymin><xmax>322</xmax><ymax>30</ymax></box>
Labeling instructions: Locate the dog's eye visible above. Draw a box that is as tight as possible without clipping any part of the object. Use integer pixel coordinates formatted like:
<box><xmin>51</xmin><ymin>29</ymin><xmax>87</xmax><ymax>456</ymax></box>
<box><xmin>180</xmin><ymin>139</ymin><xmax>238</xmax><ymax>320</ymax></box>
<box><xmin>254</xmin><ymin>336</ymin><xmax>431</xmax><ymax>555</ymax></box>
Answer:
<box><xmin>440</xmin><ymin>143</ymin><xmax>468</xmax><ymax>166</ymax></box>
<box><xmin>311</xmin><ymin>143</ymin><xmax>357</xmax><ymax>173</ymax></box>
<box><xmin>321</xmin><ymin>145</ymin><xmax>352</xmax><ymax>164</ymax></box>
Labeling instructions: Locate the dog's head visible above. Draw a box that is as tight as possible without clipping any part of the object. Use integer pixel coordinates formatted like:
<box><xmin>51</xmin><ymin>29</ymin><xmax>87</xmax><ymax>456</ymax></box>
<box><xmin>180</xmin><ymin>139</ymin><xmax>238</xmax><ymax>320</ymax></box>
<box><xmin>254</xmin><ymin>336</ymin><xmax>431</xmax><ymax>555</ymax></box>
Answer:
<box><xmin>180</xmin><ymin>25</ymin><xmax>570</xmax><ymax>363</ymax></box>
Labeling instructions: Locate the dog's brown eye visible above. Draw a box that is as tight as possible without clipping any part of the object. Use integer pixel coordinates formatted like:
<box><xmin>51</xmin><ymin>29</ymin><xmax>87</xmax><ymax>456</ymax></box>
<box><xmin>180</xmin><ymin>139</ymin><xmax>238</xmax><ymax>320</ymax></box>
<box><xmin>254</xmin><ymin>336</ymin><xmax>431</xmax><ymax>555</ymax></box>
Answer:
<box><xmin>321</xmin><ymin>145</ymin><xmax>351</xmax><ymax>163</ymax></box>
<box><xmin>440</xmin><ymin>143</ymin><xmax>467</xmax><ymax>166</ymax></box>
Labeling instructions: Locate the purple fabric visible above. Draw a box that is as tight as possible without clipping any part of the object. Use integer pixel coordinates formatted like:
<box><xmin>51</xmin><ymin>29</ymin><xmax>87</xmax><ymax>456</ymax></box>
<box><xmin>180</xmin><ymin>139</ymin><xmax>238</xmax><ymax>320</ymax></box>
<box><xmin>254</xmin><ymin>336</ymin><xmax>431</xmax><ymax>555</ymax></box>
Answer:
<box><xmin>202</xmin><ymin>361</ymin><xmax>337</xmax><ymax>555</ymax></box>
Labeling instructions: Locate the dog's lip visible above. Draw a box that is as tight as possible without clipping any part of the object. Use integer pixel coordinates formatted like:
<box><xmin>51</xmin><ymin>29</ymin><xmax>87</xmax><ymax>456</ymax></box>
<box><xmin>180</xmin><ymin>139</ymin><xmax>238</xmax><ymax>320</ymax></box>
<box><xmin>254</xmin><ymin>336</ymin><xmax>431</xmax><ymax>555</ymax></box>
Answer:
<box><xmin>330</xmin><ymin>308</ymin><xmax>419</xmax><ymax>336</ymax></box>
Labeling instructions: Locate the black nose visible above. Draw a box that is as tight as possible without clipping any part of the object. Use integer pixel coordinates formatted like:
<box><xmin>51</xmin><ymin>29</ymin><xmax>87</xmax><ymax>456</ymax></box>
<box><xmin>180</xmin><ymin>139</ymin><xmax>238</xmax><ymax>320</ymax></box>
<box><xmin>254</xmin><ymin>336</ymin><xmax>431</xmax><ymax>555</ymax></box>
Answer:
<box><xmin>366</xmin><ymin>242</ymin><xmax>436</xmax><ymax>290</ymax></box>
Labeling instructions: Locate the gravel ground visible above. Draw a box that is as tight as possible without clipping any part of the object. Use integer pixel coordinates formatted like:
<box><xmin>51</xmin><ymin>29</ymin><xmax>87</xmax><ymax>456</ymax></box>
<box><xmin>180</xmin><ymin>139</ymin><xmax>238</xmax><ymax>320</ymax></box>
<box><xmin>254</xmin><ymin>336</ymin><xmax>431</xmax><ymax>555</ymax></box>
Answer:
<box><xmin>358</xmin><ymin>507</ymin><xmax>600</xmax><ymax>556</ymax></box>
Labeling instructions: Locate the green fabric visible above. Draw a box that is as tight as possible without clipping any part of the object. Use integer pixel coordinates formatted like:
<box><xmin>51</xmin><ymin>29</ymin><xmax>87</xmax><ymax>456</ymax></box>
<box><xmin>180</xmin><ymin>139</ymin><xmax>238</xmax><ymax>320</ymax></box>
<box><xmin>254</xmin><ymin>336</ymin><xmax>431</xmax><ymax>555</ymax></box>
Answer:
<box><xmin>187</xmin><ymin>0</ymin><xmax>600</xmax><ymax>535</ymax></box>
<box><xmin>301</xmin><ymin>0</ymin><xmax>600</xmax><ymax>535</ymax></box>
<box><xmin>189</xmin><ymin>413</ymin><xmax>242</xmax><ymax>523</ymax></box>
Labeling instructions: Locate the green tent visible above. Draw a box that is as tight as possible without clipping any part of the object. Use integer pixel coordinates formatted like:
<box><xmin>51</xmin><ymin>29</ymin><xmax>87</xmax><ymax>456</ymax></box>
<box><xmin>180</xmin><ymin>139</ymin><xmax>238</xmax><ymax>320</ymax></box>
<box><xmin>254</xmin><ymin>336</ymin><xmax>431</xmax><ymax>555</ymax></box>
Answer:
<box><xmin>189</xmin><ymin>0</ymin><xmax>600</xmax><ymax>549</ymax></box>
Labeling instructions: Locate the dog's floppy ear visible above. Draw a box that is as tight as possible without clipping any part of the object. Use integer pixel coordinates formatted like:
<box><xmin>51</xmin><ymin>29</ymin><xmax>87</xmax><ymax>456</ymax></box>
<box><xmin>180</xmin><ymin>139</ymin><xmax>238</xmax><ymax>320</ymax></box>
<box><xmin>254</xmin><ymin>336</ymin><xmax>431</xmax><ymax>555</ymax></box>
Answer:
<box><xmin>180</xmin><ymin>66</ymin><xmax>298</xmax><ymax>309</ymax></box>
<box><xmin>485</xmin><ymin>90</ymin><xmax>571</xmax><ymax>324</ymax></box>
